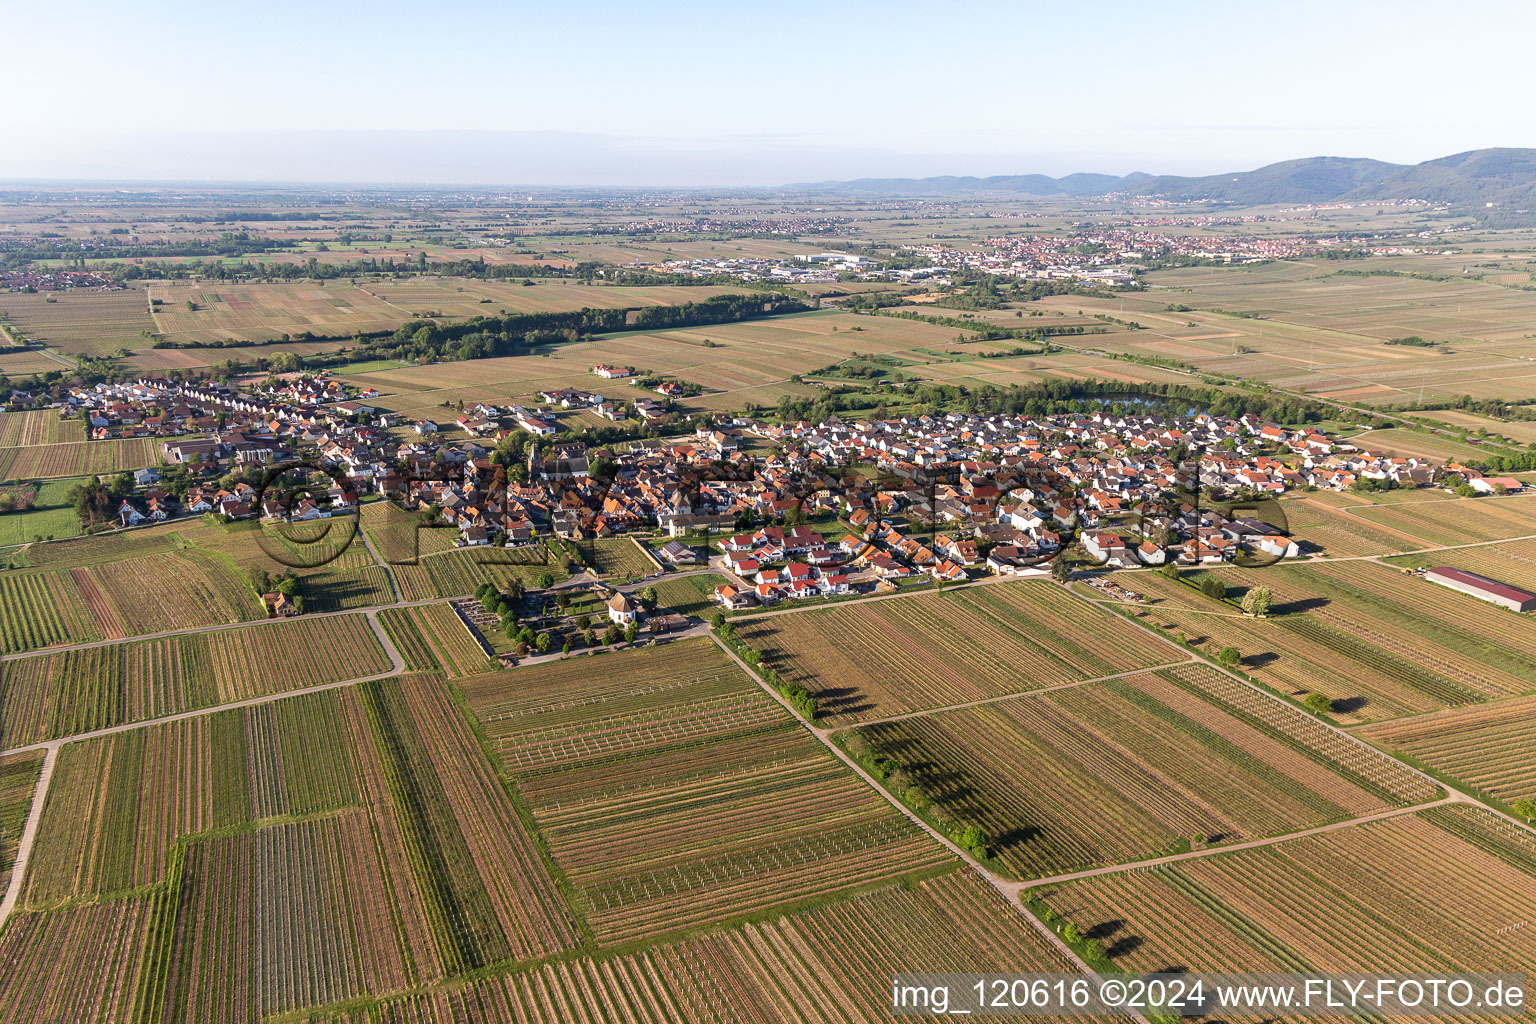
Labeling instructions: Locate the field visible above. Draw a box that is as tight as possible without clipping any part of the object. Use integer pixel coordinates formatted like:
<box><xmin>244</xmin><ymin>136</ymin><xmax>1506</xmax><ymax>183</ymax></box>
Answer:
<box><xmin>69</xmin><ymin>548</ymin><xmax>265</xmax><ymax>638</ymax></box>
<box><xmin>391</xmin><ymin>546</ymin><xmax>569</xmax><ymax>601</ymax></box>
<box><xmin>0</xmin><ymin>613</ymin><xmax>390</xmax><ymax>747</ymax></box>
<box><xmin>0</xmin><ymin>411</ymin><xmax>84</xmax><ymax>447</ymax></box>
<box><xmin>580</xmin><ymin>537</ymin><xmax>656</xmax><ymax>578</ymax></box>
<box><xmin>0</xmin><ymin>436</ymin><xmax>164</xmax><ymax>481</ymax></box>
<box><xmin>1114</xmin><ymin>560</ymin><xmax>1536</xmax><ymax>722</ymax></box>
<box><xmin>0</xmin><ymin>286</ymin><xmax>156</xmax><ymax>358</ymax></box>
<box><xmin>334</xmin><ymin>310</ymin><xmax>981</xmax><ymax>421</ymax></box>
<box><xmin>460</xmin><ymin>638</ymin><xmax>950</xmax><ymax>944</ymax></box>
<box><xmin>22</xmin><ymin>676</ymin><xmax>576</xmax><ymax>975</ymax></box>
<box><xmin>360</xmin><ymin>500</ymin><xmax>461</xmax><ymax>564</ymax></box>
<box><xmin>0</xmin><ymin>896</ymin><xmax>160</xmax><ymax>1022</ymax></box>
<box><xmin>734</xmin><ymin>582</ymin><xmax>1174</xmax><ymax>725</ymax></box>
<box><xmin>0</xmin><ymin>568</ymin><xmax>101</xmax><ymax>653</ymax></box>
<box><xmin>1349</xmin><ymin>493</ymin><xmax>1536</xmax><ymax>546</ymax></box>
<box><xmin>1277</xmin><ymin>495</ymin><xmax>1418</xmax><ymax>556</ymax></box>
<box><xmin>142</xmin><ymin>280</ymin><xmax>750</xmax><ymax>345</ymax></box>
<box><xmin>1042</xmin><ymin>258</ymin><xmax>1536</xmax><ymax>406</ymax></box>
<box><xmin>1035</xmin><ymin>806</ymin><xmax>1536</xmax><ymax>996</ymax></box>
<box><xmin>850</xmin><ymin>663</ymin><xmax>1435</xmax><ymax>878</ymax></box>
<box><xmin>0</xmin><ymin>751</ymin><xmax>44</xmax><ymax>894</ymax></box>
<box><xmin>1385</xmin><ymin>536</ymin><xmax>1536</xmax><ymax>590</ymax></box>
<box><xmin>651</xmin><ymin>572</ymin><xmax>731</xmax><ymax>619</ymax></box>
<box><xmin>298</xmin><ymin>870</ymin><xmax>1116</xmax><ymax>1024</ymax></box>
<box><xmin>0</xmin><ymin>476</ymin><xmax>86</xmax><ymax>548</ymax></box>
<box><xmin>1357</xmin><ymin>694</ymin><xmax>1536</xmax><ymax>805</ymax></box>
<box><xmin>379</xmin><ymin>604</ymin><xmax>493</xmax><ymax>676</ymax></box>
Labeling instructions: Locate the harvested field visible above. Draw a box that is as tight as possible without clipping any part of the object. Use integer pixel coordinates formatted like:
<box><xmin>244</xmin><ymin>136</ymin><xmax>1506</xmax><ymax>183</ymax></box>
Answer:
<box><xmin>1037</xmin><ymin>806</ymin><xmax>1536</xmax><ymax>1011</ymax></box>
<box><xmin>378</xmin><ymin>604</ymin><xmax>492</xmax><ymax>676</ymax></box>
<box><xmin>735</xmin><ymin>581</ymin><xmax>1171</xmax><ymax>724</ymax></box>
<box><xmin>300</xmin><ymin>870</ymin><xmax>1117</xmax><ymax>1024</ymax></box>
<box><xmin>852</xmin><ymin>663</ymin><xmax>1434</xmax><ymax>878</ymax></box>
<box><xmin>1357</xmin><ymin>694</ymin><xmax>1536</xmax><ymax>805</ymax></box>
<box><xmin>461</xmin><ymin>638</ymin><xmax>949</xmax><ymax>943</ymax></box>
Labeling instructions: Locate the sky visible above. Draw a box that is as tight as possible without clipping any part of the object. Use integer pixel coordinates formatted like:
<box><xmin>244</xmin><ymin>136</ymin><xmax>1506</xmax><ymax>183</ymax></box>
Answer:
<box><xmin>4</xmin><ymin>0</ymin><xmax>1535</xmax><ymax>186</ymax></box>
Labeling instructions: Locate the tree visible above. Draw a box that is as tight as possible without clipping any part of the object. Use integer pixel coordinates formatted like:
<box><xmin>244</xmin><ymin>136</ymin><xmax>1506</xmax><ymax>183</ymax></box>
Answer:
<box><xmin>712</xmin><ymin>610</ymin><xmax>726</xmax><ymax>629</ymax></box>
<box><xmin>1061</xmin><ymin>922</ymin><xmax>1083</xmax><ymax>944</ymax></box>
<box><xmin>603</xmin><ymin>623</ymin><xmax>621</xmax><ymax>645</ymax></box>
<box><xmin>624</xmin><ymin>622</ymin><xmax>638</xmax><ymax>644</ymax></box>
<box><xmin>503</xmin><ymin>620</ymin><xmax>519</xmax><ymax>640</ymax></box>
<box><xmin>1083</xmin><ymin>939</ymin><xmax>1108</xmax><ymax>962</ymax></box>
<box><xmin>1217</xmin><ymin>645</ymin><xmax>1241</xmax><ymax>667</ymax></box>
<box><xmin>1200</xmin><ymin>575</ymin><xmax>1227</xmax><ymax>601</ymax></box>
<box><xmin>535</xmin><ymin>632</ymin><xmax>552</xmax><ymax>653</ymax></box>
<box><xmin>1050</xmin><ymin>555</ymin><xmax>1072</xmax><ymax>583</ymax></box>
<box><xmin>536</xmin><ymin>571</ymin><xmax>555</xmax><ymax>589</ymax></box>
<box><xmin>562</xmin><ymin>638</ymin><xmax>572</xmax><ymax>655</ymax></box>
<box><xmin>1303</xmin><ymin>692</ymin><xmax>1334</xmax><ymax>715</ymax></box>
<box><xmin>1159</xmin><ymin>561</ymin><xmax>1180</xmax><ymax>582</ymax></box>
<box><xmin>1513</xmin><ymin>798</ymin><xmax>1536</xmax><ymax>822</ymax></box>
<box><xmin>637</xmin><ymin>585</ymin><xmax>658</xmax><ymax>609</ymax></box>
<box><xmin>1241</xmin><ymin>585</ymin><xmax>1273</xmax><ymax>617</ymax></box>
<box><xmin>291</xmin><ymin>594</ymin><xmax>305</xmax><ymax>615</ymax></box>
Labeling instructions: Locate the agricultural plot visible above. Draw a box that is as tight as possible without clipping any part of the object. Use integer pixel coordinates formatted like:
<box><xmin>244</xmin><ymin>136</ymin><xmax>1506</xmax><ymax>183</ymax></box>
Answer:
<box><xmin>461</xmin><ymin>639</ymin><xmax>949</xmax><ymax>944</ymax></box>
<box><xmin>360</xmin><ymin>279</ymin><xmax>746</xmax><ymax>319</ymax></box>
<box><xmin>0</xmin><ymin>896</ymin><xmax>159</xmax><ymax>1023</ymax></box>
<box><xmin>70</xmin><ymin>548</ymin><xmax>264</xmax><ymax>639</ymax></box>
<box><xmin>735</xmin><ymin>582</ymin><xmax>1171</xmax><ymax>724</ymax></box>
<box><xmin>147</xmin><ymin>282</ymin><xmax>406</xmax><ymax>342</ymax></box>
<box><xmin>303</xmin><ymin>870</ymin><xmax>1117</xmax><ymax>1024</ymax></box>
<box><xmin>1277</xmin><ymin>495</ymin><xmax>1415</xmax><ymax>556</ymax></box>
<box><xmin>0</xmin><ymin>569</ymin><xmax>100</xmax><ymax>654</ymax></box>
<box><xmin>391</xmin><ymin>546</ymin><xmax>569</xmax><ymax>602</ymax></box>
<box><xmin>580</xmin><ymin>536</ymin><xmax>656</xmax><ymax>578</ymax></box>
<box><xmin>161</xmin><ymin>810</ymin><xmax>412</xmax><ymax>1023</ymax></box>
<box><xmin>0</xmin><ymin>411</ymin><xmax>84</xmax><ymax>447</ymax></box>
<box><xmin>360</xmin><ymin>499</ymin><xmax>461</xmax><ymax>564</ymax></box>
<box><xmin>1351</xmin><ymin>493</ymin><xmax>1536</xmax><ymax>547</ymax></box>
<box><xmin>1358</xmin><ymin>694</ymin><xmax>1536</xmax><ymax>806</ymax></box>
<box><xmin>1036</xmin><ymin>807</ymin><xmax>1536</xmax><ymax>992</ymax></box>
<box><xmin>0</xmin><ymin>436</ymin><xmax>163</xmax><ymax>481</ymax></box>
<box><xmin>355</xmin><ymin>676</ymin><xmax>577</xmax><ymax>970</ymax></box>
<box><xmin>651</xmin><ymin>572</ymin><xmax>731</xmax><ymax>619</ymax></box>
<box><xmin>0</xmin><ymin>476</ymin><xmax>86</xmax><ymax>547</ymax></box>
<box><xmin>0</xmin><ymin>751</ymin><xmax>44</xmax><ymax>895</ymax></box>
<box><xmin>1123</xmin><ymin>561</ymin><xmax>1536</xmax><ymax>722</ymax></box>
<box><xmin>1385</xmin><ymin>537</ymin><xmax>1536</xmax><ymax>592</ymax></box>
<box><xmin>851</xmin><ymin>663</ymin><xmax>1434</xmax><ymax>879</ymax></box>
<box><xmin>0</xmin><ymin>286</ymin><xmax>156</xmax><ymax>358</ymax></box>
<box><xmin>205</xmin><ymin>613</ymin><xmax>391</xmax><ymax>700</ymax></box>
<box><xmin>1346</xmin><ymin>427</ymin><xmax>1498</xmax><ymax>463</ymax></box>
<box><xmin>22</xmin><ymin>689</ymin><xmax>360</xmax><ymax>904</ymax></box>
<box><xmin>378</xmin><ymin>604</ymin><xmax>493</xmax><ymax>676</ymax></box>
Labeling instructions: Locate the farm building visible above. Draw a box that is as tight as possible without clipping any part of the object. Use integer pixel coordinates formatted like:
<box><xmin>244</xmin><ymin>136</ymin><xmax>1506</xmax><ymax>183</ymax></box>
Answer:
<box><xmin>1424</xmin><ymin>566</ymin><xmax>1536</xmax><ymax>613</ymax></box>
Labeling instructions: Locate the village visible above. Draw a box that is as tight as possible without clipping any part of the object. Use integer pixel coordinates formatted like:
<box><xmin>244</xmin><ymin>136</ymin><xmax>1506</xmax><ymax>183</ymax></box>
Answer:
<box><xmin>29</xmin><ymin>369</ymin><xmax>1528</xmax><ymax>626</ymax></box>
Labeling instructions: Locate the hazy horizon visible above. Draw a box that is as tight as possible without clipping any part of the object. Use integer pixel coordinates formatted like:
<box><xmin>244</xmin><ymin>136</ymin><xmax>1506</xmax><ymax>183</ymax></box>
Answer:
<box><xmin>6</xmin><ymin>0</ymin><xmax>1535</xmax><ymax>187</ymax></box>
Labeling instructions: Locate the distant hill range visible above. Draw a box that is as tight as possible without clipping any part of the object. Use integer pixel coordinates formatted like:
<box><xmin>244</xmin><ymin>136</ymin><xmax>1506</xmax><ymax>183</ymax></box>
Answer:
<box><xmin>798</xmin><ymin>148</ymin><xmax>1536</xmax><ymax>208</ymax></box>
